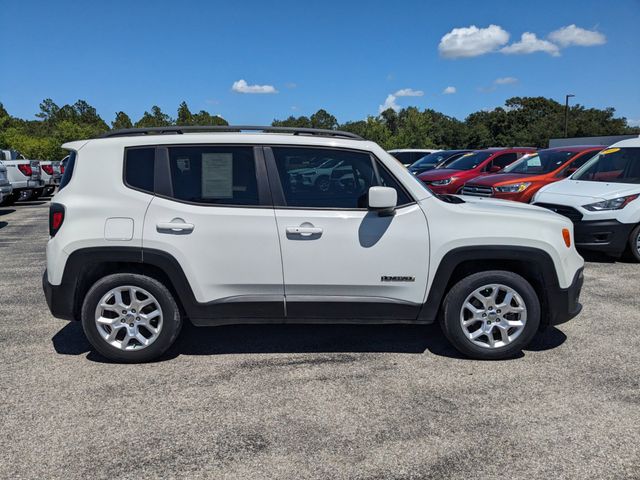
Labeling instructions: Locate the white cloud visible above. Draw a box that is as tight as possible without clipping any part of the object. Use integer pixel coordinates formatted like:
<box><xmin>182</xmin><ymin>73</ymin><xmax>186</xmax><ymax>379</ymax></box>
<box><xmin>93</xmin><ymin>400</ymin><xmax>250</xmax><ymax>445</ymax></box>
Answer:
<box><xmin>231</xmin><ymin>79</ymin><xmax>278</xmax><ymax>94</ymax></box>
<box><xmin>394</xmin><ymin>88</ymin><xmax>424</xmax><ymax>97</ymax></box>
<box><xmin>494</xmin><ymin>76</ymin><xmax>518</xmax><ymax>85</ymax></box>
<box><xmin>548</xmin><ymin>24</ymin><xmax>606</xmax><ymax>47</ymax></box>
<box><xmin>501</xmin><ymin>32</ymin><xmax>560</xmax><ymax>56</ymax></box>
<box><xmin>439</xmin><ymin>24</ymin><xmax>510</xmax><ymax>58</ymax></box>
<box><xmin>379</xmin><ymin>94</ymin><xmax>400</xmax><ymax>113</ymax></box>
<box><xmin>442</xmin><ymin>86</ymin><xmax>456</xmax><ymax>95</ymax></box>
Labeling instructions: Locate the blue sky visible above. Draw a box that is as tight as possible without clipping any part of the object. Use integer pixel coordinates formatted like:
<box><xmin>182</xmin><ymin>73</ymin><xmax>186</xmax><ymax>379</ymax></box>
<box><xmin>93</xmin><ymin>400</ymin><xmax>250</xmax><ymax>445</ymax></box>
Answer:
<box><xmin>1</xmin><ymin>0</ymin><xmax>639</xmax><ymax>126</ymax></box>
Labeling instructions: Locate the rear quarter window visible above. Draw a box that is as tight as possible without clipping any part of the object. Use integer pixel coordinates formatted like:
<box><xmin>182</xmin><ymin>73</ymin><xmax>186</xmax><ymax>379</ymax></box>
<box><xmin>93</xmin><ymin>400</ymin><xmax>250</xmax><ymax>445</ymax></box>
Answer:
<box><xmin>58</xmin><ymin>151</ymin><xmax>76</xmax><ymax>190</ymax></box>
<box><xmin>124</xmin><ymin>147</ymin><xmax>155</xmax><ymax>193</ymax></box>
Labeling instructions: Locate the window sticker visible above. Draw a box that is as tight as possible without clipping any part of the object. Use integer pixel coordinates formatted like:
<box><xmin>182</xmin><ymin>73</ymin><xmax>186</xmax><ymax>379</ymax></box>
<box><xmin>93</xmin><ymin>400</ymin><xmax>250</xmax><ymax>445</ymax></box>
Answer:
<box><xmin>176</xmin><ymin>157</ymin><xmax>190</xmax><ymax>173</ymax></box>
<box><xmin>202</xmin><ymin>153</ymin><xmax>233</xmax><ymax>198</ymax></box>
<box><xmin>601</xmin><ymin>148</ymin><xmax>620</xmax><ymax>155</ymax></box>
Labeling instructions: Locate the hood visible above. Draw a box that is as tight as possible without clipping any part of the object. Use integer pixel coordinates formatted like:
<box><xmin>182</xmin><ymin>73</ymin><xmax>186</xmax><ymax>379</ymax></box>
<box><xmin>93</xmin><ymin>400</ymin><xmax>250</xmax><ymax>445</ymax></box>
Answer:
<box><xmin>537</xmin><ymin>179</ymin><xmax>640</xmax><ymax>203</ymax></box>
<box><xmin>457</xmin><ymin>195</ymin><xmax>566</xmax><ymax>222</ymax></box>
<box><xmin>467</xmin><ymin>173</ymin><xmax>532</xmax><ymax>186</ymax></box>
<box><xmin>418</xmin><ymin>168</ymin><xmax>462</xmax><ymax>181</ymax></box>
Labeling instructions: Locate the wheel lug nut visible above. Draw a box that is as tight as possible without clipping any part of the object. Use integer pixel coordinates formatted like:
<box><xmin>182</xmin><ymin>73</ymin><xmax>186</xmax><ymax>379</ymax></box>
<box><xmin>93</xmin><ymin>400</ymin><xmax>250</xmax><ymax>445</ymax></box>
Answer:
<box><xmin>497</xmin><ymin>309</ymin><xmax>501</xmax><ymax>314</ymax></box>
<box><xmin>482</xmin><ymin>313</ymin><xmax>487</xmax><ymax>317</ymax></box>
<box><xmin>136</xmin><ymin>317</ymin><xmax>140</xmax><ymax>321</ymax></box>
<box><xmin>131</xmin><ymin>309</ymin><xmax>136</xmax><ymax>313</ymax></box>
<box><xmin>122</xmin><ymin>310</ymin><xmax>126</xmax><ymax>314</ymax></box>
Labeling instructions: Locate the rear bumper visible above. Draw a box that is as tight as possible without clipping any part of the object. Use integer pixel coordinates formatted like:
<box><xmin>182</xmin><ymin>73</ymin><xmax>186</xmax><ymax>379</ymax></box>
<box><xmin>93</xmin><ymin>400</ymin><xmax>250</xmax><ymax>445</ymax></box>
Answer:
<box><xmin>574</xmin><ymin>219</ymin><xmax>634</xmax><ymax>255</ymax></box>
<box><xmin>546</xmin><ymin>268</ymin><xmax>584</xmax><ymax>326</ymax></box>
<box><xmin>42</xmin><ymin>270</ymin><xmax>76</xmax><ymax>321</ymax></box>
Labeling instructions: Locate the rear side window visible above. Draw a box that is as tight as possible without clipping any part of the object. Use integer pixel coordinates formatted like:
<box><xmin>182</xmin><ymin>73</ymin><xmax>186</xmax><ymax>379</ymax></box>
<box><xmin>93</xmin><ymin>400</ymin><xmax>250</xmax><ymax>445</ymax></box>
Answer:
<box><xmin>58</xmin><ymin>151</ymin><xmax>76</xmax><ymax>191</ymax></box>
<box><xmin>124</xmin><ymin>147</ymin><xmax>155</xmax><ymax>193</ymax></box>
<box><xmin>167</xmin><ymin>146</ymin><xmax>259</xmax><ymax>205</ymax></box>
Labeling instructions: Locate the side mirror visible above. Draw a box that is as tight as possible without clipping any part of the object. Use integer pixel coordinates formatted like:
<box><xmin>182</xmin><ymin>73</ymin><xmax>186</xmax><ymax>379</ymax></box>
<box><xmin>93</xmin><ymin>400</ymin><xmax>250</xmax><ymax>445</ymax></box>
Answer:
<box><xmin>564</xmin><ymin>167</ymin><xmax>577</xmax><ymax>177</ymax></box>
<box><xmin>489</xmin><ymin>165</ymin><xmax>501</xmax><ymax>173</ymax></box>
<box><xmin>368</xmin><ymin>186</ymin><xmax>397</xmax><ymax>216</ymax></box>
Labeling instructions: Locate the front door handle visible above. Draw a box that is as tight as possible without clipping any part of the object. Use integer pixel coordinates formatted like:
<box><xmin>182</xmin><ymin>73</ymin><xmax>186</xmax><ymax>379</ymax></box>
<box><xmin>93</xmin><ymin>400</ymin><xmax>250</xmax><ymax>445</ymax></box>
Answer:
<box><xmin>157</xmin><ymin>220</ymin><xmax>195</xmax><ymax>234</ymax></box>
<box><xmin>286</xmin><ymin>226</ymin><xmax>323</xmax><ymax>237</ymax></box>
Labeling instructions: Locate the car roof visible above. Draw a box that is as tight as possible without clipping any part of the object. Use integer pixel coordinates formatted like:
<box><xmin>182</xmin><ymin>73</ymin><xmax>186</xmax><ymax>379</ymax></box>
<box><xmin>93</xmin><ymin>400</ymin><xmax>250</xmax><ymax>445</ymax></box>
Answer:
<box><xmin>388</xmin><ymin>149</ymin><xmax>438</xmax><ymax>152</ymax></box>
<box><xmin>541</xmin><ymin>145</ymin><xmax>606</xmax><ymax>152</ymax></box>
<box><xmin>610</xmin><ymin>135</ymin><xmax>640</xmax><ymax>148</ymax></box>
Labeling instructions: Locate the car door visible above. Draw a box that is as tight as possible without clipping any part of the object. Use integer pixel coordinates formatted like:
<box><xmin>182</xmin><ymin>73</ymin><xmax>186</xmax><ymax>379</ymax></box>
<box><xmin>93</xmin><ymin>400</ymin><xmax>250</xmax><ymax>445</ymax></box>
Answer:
<box><xmin>143</xmin><ymin>144</ymin><xmax>284</xmax><ymax>319</ymax></box>
<box><xmin>265</xmin><ymin>146</ymin><xmax>430</xmax><ymax>320</ymax></box>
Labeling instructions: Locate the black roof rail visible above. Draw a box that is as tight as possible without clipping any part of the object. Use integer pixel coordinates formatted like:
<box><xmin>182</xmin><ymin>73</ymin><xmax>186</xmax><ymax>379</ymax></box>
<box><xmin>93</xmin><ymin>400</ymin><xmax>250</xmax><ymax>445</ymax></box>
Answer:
<box><xmin>99</xmin><ymin>125</ymin><xmax>364</xmax><ymax>140</ymax></box>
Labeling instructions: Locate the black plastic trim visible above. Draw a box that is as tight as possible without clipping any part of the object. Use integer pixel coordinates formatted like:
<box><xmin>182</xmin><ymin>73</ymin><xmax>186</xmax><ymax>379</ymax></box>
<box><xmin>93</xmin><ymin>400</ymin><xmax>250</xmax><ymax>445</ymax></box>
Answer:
<box><xmin>574</xmin><ymin>219</ymin><xmax>635</xmax><ymax>255</ymax></box>
<box><xmin>416</xmin><ymin>246</ymin><xmax>580</xmax><ymax>326</ymax></box>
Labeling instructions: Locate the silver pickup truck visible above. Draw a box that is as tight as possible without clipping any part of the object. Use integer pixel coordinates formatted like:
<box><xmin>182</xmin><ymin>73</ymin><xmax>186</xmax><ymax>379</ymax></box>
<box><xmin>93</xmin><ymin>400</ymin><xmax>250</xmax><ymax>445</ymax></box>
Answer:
<box><xmin>0</xmin><ymin>149</ymin><xmax>44</xmax><ymax>205</ymax></box>
<box><xmin>0</xmin><ymin>161</ymin><xmax>12</xmax><ymax>204</ymax></box>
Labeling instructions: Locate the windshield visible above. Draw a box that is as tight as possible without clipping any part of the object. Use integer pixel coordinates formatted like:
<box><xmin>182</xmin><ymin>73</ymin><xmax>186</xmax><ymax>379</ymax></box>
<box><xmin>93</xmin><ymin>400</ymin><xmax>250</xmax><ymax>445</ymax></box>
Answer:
<box><xmin>572</xmin><ymin>147</ymin><xmax>640</xmax><ymax>184</ymax></box>
<box><xmin>503</xmin><ymin>150</ymin><xmax>577</xmax><ymax>174</ymax></box>
<box><xmin>445</xmin><ymin>151</ymin><xmax>492</xmax><ymax>171</ymax></box>
<box><xmin>412</xmin><ymin>151</ymin><xmax>457</xmax><ymax>168</ymax></box>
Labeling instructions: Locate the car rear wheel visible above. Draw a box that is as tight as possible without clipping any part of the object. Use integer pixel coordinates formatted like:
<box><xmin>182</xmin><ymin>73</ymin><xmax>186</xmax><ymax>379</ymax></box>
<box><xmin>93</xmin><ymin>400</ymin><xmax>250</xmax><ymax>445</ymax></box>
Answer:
<box><xmin>628</xmin><ymin>224</ymin><xmax>640</xmax><ymax>263</ymax></box>
<box><xmin>81</xmin><ymin>273</ymin><xmax>182</xmax><ymax>363</ymax></box>
<box><xmin>0</xmin><ymin>193</ymin><xmax>17</xmax><ymax>206</ymax></box>
<box><xmin>440</xmin><ymin>271</ymin><xmax>540</xmax><ymax>359</ymax></box>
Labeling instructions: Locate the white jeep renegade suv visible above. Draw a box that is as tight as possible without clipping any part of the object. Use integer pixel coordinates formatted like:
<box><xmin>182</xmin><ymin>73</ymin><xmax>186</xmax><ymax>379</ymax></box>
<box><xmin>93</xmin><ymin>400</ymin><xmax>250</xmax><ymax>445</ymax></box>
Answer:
<box><xmin>43</xmin><ymin>126</ymin><xmax>585</xmax><ymax>363</ymax></box>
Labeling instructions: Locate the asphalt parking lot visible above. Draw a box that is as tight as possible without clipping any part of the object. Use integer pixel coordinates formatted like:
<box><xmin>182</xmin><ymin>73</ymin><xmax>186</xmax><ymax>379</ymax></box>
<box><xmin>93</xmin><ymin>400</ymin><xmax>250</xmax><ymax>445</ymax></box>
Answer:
<box><xmin>0</xmin><ymin>200</ymin><xmax>639</xmax><ymax>480</ymax></box>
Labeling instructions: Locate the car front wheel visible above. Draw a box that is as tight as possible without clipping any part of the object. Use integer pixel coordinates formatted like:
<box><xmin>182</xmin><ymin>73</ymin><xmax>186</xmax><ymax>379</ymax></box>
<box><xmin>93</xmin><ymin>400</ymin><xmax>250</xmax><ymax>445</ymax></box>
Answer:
<box><xmin>440</xmin><ymin>271</ymin><xmax>540</xmax><ymax>359</ymax></box>
<box><xmin>628</xmin><ymin>224</ymin><xmax>640</xmax><ymax>263</ymax></box>
<box><xmin>81</xmin><ymin>273</ymin><xmax>182</xmax><ymax>363</ymax></box>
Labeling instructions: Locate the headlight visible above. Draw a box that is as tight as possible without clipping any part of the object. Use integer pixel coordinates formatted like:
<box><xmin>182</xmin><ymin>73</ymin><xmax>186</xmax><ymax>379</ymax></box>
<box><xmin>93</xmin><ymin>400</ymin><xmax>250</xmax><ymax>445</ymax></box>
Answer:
<box><xmin>431</xmin><ymin>178</ymin><xmax>453</xmax><ymax>186</ymax></box>
<box><xmin>495</xmin><ymin>182</ymin><xmax>531</xmax><ymax>193</ymax></box>
<box><xmin>582</xmin><ymin>194</ymin><xmax>639</xmax><ymax>211</ymax></box>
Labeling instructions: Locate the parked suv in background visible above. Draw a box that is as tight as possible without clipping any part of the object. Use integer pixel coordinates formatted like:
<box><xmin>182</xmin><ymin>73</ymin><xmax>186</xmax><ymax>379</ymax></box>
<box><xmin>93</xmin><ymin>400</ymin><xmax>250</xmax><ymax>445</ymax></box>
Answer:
<box><xmin>408</xmin><ymin>150</ymin><xmax>472</xmax><ymax>176</ymax></box>
<box><xmin>534</xmin><ymin>137</ymin><xmax>640</xmax><ymax>261</ymax></box>
<box><xmin>417</xmin><ymin>148</ymin><xmax>536</xmax><ymax>194</ymax></box>
<box><xmin>0</xmin><ymin>161</ymin><xmax>12</xmax><ymax>204</ymax></box>
<box><xmin>388</xmin><ymin>149</ymin><xmax>440</xmax><ymax>167</ymax></box>
<box><xmin>461</xmin><ymin>146</ymin><xmax>603</xmax><ymax>203</ymax></box>
<box><xmin>0</xmin><ymin>149</ymin><xmax>44</xmax><ymax>205</ymax></box>
<box><xmin>43</xmin><ymin>126</ymin><xmax>584</xmax><ymax>363</ymax></box>
<box><xmin>40</xmin><ymin>160</ymin><xmax>62</xmax><ymax>196</ymax></box>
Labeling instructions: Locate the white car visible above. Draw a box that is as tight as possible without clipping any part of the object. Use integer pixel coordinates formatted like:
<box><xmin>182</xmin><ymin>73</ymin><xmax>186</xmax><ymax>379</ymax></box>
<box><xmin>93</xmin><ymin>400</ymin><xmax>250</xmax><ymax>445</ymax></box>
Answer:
<box><xmin>388</xmin><ymin>149</ymin><xmax>441</xmax><ymax>167</ymax></box>
<box><xmin>533</xmin><ymin>136</ymin><xmax>640</xmax><ymax>262</ymax></box>
<box><xmin>43</xmin><ymin>126</ymin><xmax>584</xmax><ymax>363</ymax></box>
<box><xmin>40</xmin><ymin>161</ymin><xmax>62</xmax><ymax>196</ymax></box>
<box><xmin>0</xmin><ymin>161</ymin><xmax>12</xmax><ymax>204</ymax></box>
<box><xmin>0</xmin><ymin>150</ymin><xmax>44</xmax><ymax>205</ymax></box>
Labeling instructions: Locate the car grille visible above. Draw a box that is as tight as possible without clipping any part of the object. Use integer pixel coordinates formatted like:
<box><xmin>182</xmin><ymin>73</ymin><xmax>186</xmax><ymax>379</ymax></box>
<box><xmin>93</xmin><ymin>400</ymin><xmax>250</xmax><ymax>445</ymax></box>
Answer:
<box><xmin>461</xmin><ymin>184</ymin><xmax>493</xmax><ymax>197</ymax></box>
<box><xmin>533</xmin><ymin>203</ymin><xmax>583</xmax><ymax>222</ymax></box>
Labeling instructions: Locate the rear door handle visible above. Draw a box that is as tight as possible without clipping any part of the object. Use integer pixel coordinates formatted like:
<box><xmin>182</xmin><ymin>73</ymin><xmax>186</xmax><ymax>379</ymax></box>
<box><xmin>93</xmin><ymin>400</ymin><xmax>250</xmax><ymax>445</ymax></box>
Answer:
<box><xmin>286</xmin><ymin>226</ymin><xmax>323</xmax><ymax>236</ymax></box>
<box><xmin>157</xmin><ymin>221</ymin><xmax>195</xmax><ymax>233</ymax></box>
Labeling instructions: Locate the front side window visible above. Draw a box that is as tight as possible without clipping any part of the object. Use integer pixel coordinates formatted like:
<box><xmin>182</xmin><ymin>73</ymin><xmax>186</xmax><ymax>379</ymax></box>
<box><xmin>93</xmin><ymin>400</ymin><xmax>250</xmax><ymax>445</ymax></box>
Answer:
<box><xmin>572</xmin><ymin>147</ymin><xmax>640</xmax><ymax>184</ymax></box>
<box><xmin>446</xmin><ymin>151</ymin><xmax>492</xmax><ymax>170</ymax></box>
<box><xmin>167</xmin><ymin>146</ymin><xmax>259</xmax><ymax>205</ymax></box>
<box><xmin>504</xmin><ymin>150</ymin><xmax>576</xmax><ymax>174</ymax></box>
<box><xmin>272</xmin><ymin>147</ymin><xmax>411</xmax><ymax>208</ymax></box>
<box><xmin>489</xmin><ymin>153</ymin><xmax>518</xmax><ymax>170</ymax></box>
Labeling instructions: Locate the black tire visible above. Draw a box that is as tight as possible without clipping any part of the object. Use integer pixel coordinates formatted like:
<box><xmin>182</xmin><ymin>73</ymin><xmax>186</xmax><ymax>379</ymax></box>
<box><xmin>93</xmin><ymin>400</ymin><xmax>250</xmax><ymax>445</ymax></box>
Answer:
<box><xmin>81</xmin><ymin>273</ymin><xmax>182</xmax><ymax>363</ymax></box>
<box><xmin>0</xmin><ymin>193</ymin><xmax>18</xmax><ymax>206</ymax></box>
<box><xmin>440</xmin><ymin>270</ymin><xmax>541</xmax><ymax>360</ymax></box>
<box><xmin>627</xmin><ymin>224</ymin><xmax>640</xmax><ymax>263</ymax></box>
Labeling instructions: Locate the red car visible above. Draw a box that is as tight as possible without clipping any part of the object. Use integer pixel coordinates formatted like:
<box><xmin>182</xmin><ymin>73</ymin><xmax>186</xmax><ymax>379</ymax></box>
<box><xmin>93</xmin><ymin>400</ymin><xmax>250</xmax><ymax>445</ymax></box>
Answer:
<box><xmin>417</xmin><ymin>148</ymin><xmax>536</xmax><ymax>195</ymax></box>
<box><xmin>460</xmin><ymin>146</ymin><xmax>604</xmax><ymax>203</ymax></box>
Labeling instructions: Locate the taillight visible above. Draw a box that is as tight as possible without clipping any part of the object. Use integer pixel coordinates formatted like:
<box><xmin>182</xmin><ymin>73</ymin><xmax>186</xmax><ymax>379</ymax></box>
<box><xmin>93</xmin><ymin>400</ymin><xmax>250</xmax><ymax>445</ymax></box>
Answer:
<box><xmin>60</xmin><ymin>164</ymin><xmax>65</xmax><ymax>174</ymax></box>
<box><xmin>42</xmin><ymin>165</ymin><xmax>54</xmax><ymax>175</ymax></box>
<box><xmin>49</xmin><ymin>203</ymin><xmax>65</xmax><ymax>237</ymax></box>
<box><xmin>18</xmin><ymin>164</ymin><xmax>33</xmax><ymax>176</ymax></box>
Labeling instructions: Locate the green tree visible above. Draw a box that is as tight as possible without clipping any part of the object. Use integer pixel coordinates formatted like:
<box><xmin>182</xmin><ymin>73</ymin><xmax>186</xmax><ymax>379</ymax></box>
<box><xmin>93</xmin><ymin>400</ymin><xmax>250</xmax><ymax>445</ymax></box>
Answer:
<box><xmin>135</xmin><ymin>106</ymin><xmax>173</xmax><ymax>128</ymax></box>
<box><xmin>112</xmin><ymin>111</ymin><xmax>133</xmax><ymax>129</ymax></box>
<box><xmin>310</xmin><ymin>109</ymin><xmax>338</xmax><ymax>130</ymax></box>
<box><xmin>177</xmin><ymin>101</ymin><xmax>193</xmax><ymax>125</ymax></box>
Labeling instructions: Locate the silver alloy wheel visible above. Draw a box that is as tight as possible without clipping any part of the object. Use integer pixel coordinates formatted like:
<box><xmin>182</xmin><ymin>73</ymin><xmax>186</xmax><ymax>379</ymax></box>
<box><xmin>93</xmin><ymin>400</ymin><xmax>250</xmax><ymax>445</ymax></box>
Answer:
<box><xmin>460</xmin><ymin>283</ymin><xmax>527</xmax><ymax>349</ymax></box>
<box><xmin>636</xmin><ymin>230</ymin><xmax>640</xmax><ymax>255</ymax></box>
<box><xmin>94</xmin><ymin>285</ymin><xmax>163</xmax><ymax>351</ymax></box>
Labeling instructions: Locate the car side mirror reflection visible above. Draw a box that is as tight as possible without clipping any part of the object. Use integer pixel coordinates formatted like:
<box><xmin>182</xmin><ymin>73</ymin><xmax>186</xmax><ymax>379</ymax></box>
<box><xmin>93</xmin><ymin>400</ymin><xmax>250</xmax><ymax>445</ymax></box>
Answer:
<box><xmin>368</xmin><ymin>186</ymin><xmax>397</xmax><ymax>216</ymax></box>
<box><xmin>489</xmin><ymin>165</ymin><xmax>501</xmax><ymax>173</ymax></box>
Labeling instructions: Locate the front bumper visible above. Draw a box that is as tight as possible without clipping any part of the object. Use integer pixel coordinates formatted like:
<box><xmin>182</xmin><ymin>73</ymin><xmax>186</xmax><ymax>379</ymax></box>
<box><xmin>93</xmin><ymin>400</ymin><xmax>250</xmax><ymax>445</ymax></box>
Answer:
<box><xmin>546</xmin><ymin>268</ymin><xmax>584</xmax><ymax>326</ymax></box>
<box><xmin>574</xmin><ymin>219</ymin><xmax>634</xmax><ymax>255</ymax></box>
